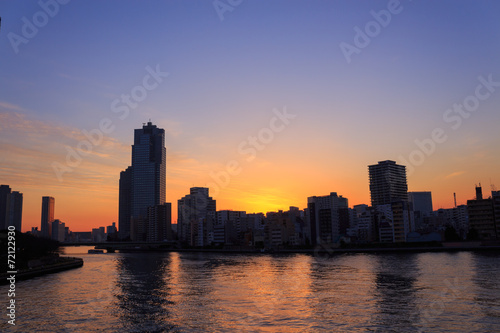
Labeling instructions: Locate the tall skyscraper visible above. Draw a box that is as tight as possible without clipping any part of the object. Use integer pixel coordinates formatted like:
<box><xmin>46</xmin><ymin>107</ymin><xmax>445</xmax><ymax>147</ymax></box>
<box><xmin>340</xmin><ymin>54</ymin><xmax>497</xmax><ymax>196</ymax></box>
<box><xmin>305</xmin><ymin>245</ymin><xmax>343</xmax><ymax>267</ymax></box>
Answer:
<box><xmin>369</xmin><ymin>160</ymin><xmax>408</xmax><ymax>206</ymax></box>
<box><xmin>41</xmin><ymin>196</ymin><xmax>55</xmax><ymax>238</ymax></box>
<box><xmin>131</xmin><ymin>122</ymin><xmax>166</xmax><ymax>217</ymax></box>
<box><xmin>119</xmin><ymin>122</ymin><xmax>167</xmax><ymax>240</ymax></box>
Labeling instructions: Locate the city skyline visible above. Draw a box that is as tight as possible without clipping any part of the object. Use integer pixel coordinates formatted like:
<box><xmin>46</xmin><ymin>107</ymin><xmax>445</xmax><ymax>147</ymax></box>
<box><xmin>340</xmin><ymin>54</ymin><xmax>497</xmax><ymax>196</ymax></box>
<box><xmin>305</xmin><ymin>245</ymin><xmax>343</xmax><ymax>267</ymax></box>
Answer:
<box><xmin>1</xmin><ymin>1</ymin><xmax>500</xmax><ymax>232</ymax></box>
<box><xmin>1</xmin><ymin>124</ymin><xmax>498</xmax><ymax>233</ymax></box>
<box><xmin>3</xmin><ymin>155</ymin><xmax>494</xmax><ymax>235</ymax></box>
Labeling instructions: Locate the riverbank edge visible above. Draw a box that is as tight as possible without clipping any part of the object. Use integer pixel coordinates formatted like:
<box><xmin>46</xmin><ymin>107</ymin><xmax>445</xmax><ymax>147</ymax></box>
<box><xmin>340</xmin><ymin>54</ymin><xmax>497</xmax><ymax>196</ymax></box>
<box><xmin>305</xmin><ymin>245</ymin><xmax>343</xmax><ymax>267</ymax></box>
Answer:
<box><xmin>0</xmin><ymin>257</ymin><xmax>84</xmax><ymax>285</ymax></box>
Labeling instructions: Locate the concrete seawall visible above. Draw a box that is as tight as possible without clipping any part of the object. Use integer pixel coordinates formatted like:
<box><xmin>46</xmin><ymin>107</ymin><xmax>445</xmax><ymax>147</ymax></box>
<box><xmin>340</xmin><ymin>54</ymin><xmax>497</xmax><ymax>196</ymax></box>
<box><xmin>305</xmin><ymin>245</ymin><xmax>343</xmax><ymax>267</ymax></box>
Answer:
<box><xmin>1</xmin><ymin>257</ymin><xmax>83</xmax><ymax>285</ymax></box>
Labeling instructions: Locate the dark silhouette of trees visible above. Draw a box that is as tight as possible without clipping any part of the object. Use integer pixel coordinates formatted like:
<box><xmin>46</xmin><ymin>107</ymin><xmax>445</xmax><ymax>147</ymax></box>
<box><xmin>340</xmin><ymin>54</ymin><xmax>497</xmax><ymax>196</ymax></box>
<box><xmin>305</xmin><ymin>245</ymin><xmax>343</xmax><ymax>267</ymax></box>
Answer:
<box><xmin>1</xmin><ymin>230</ymin><xmax>60</xmax><ymax>270</ymax></box>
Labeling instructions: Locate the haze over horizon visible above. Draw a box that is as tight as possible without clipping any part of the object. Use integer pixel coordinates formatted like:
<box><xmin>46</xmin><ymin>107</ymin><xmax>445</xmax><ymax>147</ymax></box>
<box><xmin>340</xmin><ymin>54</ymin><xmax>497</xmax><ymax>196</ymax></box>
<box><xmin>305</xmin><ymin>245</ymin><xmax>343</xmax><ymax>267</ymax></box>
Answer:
<box><xmin>1</xmin><ymin>0</ymin><xmax>499</xmax><ymax>232</ymax></box>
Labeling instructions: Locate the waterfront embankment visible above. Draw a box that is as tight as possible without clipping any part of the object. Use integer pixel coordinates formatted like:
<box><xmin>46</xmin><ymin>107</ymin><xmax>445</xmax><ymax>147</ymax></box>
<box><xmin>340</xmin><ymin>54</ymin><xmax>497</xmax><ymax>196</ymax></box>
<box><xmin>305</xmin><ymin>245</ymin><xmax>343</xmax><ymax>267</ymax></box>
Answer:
<box><xmin>0</xmin><ymin>256</ymin><xmax>83</xmax><ymax>285</ymax></box>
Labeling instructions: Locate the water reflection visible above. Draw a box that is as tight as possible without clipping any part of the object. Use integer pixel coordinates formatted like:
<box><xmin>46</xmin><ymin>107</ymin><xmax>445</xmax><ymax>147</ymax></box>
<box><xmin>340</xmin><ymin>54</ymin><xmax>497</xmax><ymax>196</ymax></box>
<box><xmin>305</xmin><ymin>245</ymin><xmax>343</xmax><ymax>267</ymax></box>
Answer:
<box><xmin>471</xmin><ymin>251</ymin><xmax>500</xmax><ymax>332</ymax></box>
<box><xmin>230</xmin><ymin>254</ymin><xmax>314</xmax><ymax>332</ymax></box>
<box><xmin>168</xmin><ymin>253</ymin><xmax>316</xmax><ymax>332</ymax></box>
<box><xmin>4</xmin><ymin>249</ymin><xmax>500</xmax><ymax>332</ymax></box>
<box><xmin>115</xmin><ymin>253</ymin><xmax>177</xmax><ymax>332</ymax></box>
<box><xmin>309</xmin><ymin>254</ymin><xmax>379</xmax><ymax>331</ymax></box>
<box><xmin>372</xmin><ymin>254</ymin><xmax>420</xmax><ymax>332</ymax></box>
<box><xmin>171</xmin><ymin>253</ymin><xmax>224</xmax><ymax>330</ymax></box>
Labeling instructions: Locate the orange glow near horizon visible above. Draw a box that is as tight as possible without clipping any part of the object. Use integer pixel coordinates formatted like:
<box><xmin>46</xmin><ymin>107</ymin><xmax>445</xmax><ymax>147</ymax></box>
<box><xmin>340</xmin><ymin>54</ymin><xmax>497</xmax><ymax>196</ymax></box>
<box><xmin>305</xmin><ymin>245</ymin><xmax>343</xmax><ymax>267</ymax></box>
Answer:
<box><xmin>1</xmin><ymin>110</ymin><xmax>498</xmax><ymax>233</ymax></box>
<box><xmin>13</xmin><ymin>153</ymin><xmax>494</xmax><ymax>233</ymax></box>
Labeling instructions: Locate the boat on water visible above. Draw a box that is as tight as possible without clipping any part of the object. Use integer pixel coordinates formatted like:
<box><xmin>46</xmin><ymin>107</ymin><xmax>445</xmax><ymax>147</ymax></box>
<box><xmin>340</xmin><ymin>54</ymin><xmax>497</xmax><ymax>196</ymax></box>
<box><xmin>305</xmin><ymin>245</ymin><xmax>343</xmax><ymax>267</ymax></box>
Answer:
<box><xmin>88</xmin><ymin>249</ymin><xmax>104</xmax><ymax>254</ymax></box>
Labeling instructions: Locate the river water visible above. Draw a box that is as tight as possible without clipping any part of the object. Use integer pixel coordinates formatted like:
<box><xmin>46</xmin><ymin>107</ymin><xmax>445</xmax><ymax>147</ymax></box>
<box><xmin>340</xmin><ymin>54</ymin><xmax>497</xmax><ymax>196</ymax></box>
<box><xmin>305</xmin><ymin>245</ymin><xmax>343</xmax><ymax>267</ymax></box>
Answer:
<box><xmin>1</xmin><ymin>247</ymin><xmax>500</xmax><ymax>332</ymax></box>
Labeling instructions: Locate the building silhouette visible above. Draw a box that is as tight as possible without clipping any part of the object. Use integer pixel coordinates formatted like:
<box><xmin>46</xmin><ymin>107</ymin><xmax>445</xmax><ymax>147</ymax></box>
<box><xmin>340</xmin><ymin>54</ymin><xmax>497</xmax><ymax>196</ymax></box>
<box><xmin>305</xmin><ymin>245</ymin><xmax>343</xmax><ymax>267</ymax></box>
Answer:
<box><xmin>494</xmin><ymin>191</ymin><xmax>500</xmax><ymax>239</ymax></box>
<box><xmin>265</xmin><ymin>207</ymin><xmax>306</xmax><ymax>247</ymax></box>
<box><xmin>41</xmin><ymin>196</ymin><xmax>55</xmax><ymax>238</ymax></box>
<box><xmin>408</xmin><ymin>191</ymin><xmax>433</xmax><ymax>230</ymax></box>
<box><xmin>216</xmin><ymin>210</ymin><xmax>247</xmax><ymax>245</ymax></box>
<box><xmin>369</xmin><ymin>160</ymin><xmax>408</xmax><ymax>206</ymax></box>
<box><xmin>131</xmin><ymin>122</ymin><xmax>166</xmax><ymax>218</ymax></box>
<box><xmin>147</xmin><ymin>203</ymin><xmax>172</xmax><ymax>242</ymax></box>
<box><xmin>51</xmin><ymin>219</ymin><xmax>65</xmax><ymax>242</ymax></box>
<box><xmin>350</xmin><ymin>204</ymin><xmax>378</xmax><ymax>242</ymax></box>
<box><xmin>118</xmin><ymin>167</ymin><xmax>132</xmax><ymax>239</ymax></box>
<box><xmin>408</xmin><ymin>192</ymin><xmax>433</xmax><ymax>215</ymax></box>
<box><xmin>107</xmin><ymin>222</ymin><xmax>118</xmax><ymax>240</ymax></box>
<box><xmin>0</xmin><ymin>185</ymin><xmax>23</xmax><ymax>231</ymax></box>
<box><xmin>307</xmin><ymin>192</ymin><xmax>348</xmax><ymax>245</ymax></box>
<box><xmin>0</xmin><ymin>185</ymin><xmax>8</xmax><ymax>229</ymax></box>
<box><xmin>368</xmin><ymin>161</ymin><xmax>414</xmax><ymax>242</ymax></box>
<box><xmin>467</xmin><ymin>186</ymin><xmax>499</xmax><ymax>240</ymax></box>
<box><xmin>6</xmin><ymin>191</ymin><xmax>23</xmax><ymax>231</ymax></box>
<box><xmin>178</xmin><ymin>187</ymin><xmax>216</xmax><ymax>246</ymax></box>
<box><xmin>91</xmin><ymin>226</ymin><xmax>106</xmax><ymax>242</ymax></box>
<box><xmin>119</xmin><ymin>122</ymin><xmax>167</xmax><ymax>240</ymax></box>
<box><xmin>375</xmin><ymin>201</ymin><xmax>414</xmax><ymax>242</ymax></box>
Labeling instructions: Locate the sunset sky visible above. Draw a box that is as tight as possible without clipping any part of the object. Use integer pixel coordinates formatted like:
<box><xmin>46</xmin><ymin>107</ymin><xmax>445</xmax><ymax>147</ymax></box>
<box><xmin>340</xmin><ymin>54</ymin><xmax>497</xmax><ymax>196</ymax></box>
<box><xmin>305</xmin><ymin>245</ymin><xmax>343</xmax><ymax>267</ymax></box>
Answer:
<box><xmin>1</xmin><ymin>0</ymin><xmax>499</xmax><ymax>232</ymax></box>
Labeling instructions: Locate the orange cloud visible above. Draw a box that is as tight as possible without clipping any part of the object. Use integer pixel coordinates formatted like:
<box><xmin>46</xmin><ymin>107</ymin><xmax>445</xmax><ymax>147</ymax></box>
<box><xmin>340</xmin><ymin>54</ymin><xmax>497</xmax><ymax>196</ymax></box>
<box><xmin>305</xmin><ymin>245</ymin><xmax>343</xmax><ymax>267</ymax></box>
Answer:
<box><xmin>445</xmin><ymin>171</ymin><xmax>466</xmax><ymax>179</ymax></box>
